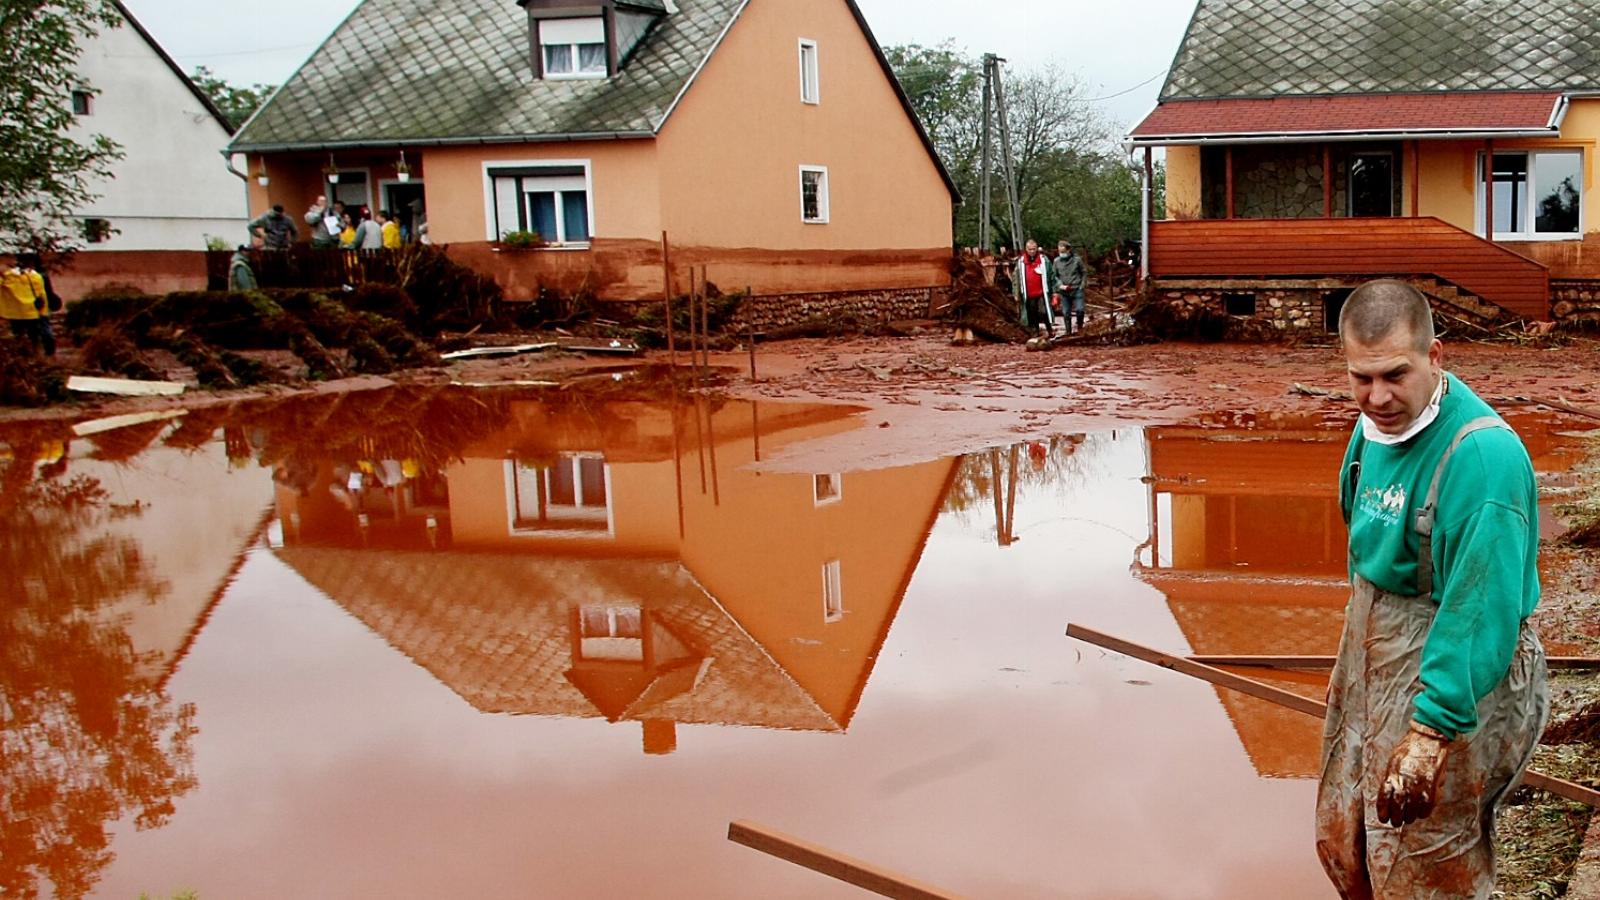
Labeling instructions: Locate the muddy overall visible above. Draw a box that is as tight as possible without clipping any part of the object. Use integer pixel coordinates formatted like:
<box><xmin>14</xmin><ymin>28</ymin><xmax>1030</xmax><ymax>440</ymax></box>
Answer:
<box><xmin>1315</xmin><ymin>418</ymin><xmax>1549</xmax><ymax>899</ymax></box>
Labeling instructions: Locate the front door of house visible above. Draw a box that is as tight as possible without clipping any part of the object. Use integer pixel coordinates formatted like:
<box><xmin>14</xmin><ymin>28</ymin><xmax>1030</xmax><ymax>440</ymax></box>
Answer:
<box><xmin>1348</xmin><ymin>153</ymin><xmax>1395</xmax><ymax>217</ymax></box>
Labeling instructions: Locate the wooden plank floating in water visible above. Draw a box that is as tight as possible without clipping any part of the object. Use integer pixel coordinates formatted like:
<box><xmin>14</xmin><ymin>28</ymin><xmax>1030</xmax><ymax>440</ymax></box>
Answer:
<box><xmin>71</xmin><ymin>409</ymin><xmax>186</xmax><ymax>437</ymax></box>
<box><xmin>66</xmin><ymin>375</ymin><xmax>185</xmax><ymax>396</ymax></box>
<box><xmin>727</xmin><ymin>820</ymin><xmax>966</xmax><ymax>900</ymax></box>
<box><xmin>1066</xmin><ymin>624</ymin><xmax>1600</xmax><ymax>810</ymax></box>
<box><xmin>559</xmin><ymin>338</ymin><xmax>640</xmax><ymax>355</ymax></box>
<box><xmin>1189</xmin><ymin>654</ymin><xmax>1600</xmax><ymax>671</ymax></box>
<box><xmin>439</xmin><ymin>342</ymin><xmax>557</xmax><ymax>360</ymax></box>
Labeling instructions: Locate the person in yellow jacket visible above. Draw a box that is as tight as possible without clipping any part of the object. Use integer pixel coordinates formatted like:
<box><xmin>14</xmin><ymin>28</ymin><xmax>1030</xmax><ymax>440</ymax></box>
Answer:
<box><xmin>379</xmin><ymin>210</ymin><xmax>401</xmax><ymax>249</ymax></box>
<box><xmin>1</xmin><ymin>257</ymin><xmax>55</xmax><ymax>355</ymax></box>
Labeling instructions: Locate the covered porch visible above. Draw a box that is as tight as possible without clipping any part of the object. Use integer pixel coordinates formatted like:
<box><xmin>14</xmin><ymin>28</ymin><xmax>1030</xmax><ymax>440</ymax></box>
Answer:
<box><xmin>1131</xmin><ymin>92</ymin><xmax>1572</xmax><ymax>320</ymax></box>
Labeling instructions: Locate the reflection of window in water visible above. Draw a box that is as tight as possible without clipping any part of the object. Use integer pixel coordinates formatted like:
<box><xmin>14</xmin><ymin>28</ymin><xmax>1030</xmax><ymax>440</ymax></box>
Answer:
<box><xmin>579</xmin><ymin>605</ymin><xmax>643</xmax><ymax>661</ymax></box>
<box><xmin>511</xmin><ymin>454</ymin><xmax>610</xmax><ymax>532</ymax></box>
<box><xmin>822</xmin><ymin>559</ymin><xmax>843</xmax><ymax>622</ymax></box>
<box><xmin>813</xmin><ymin>472</ymin><xmax>842</xmax><ymax>505</ymax></box>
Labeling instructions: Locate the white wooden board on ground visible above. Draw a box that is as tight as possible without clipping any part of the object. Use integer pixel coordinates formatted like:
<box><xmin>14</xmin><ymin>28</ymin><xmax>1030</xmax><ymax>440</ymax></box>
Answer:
<box><xmin>440</xmin><ymin>342</ymin><xmax>557</xmax><ymax>361</ymax></box>
<box><xmin>72</xmin><ymin>408</ymin><xmax>187</xmax><ymax>437</ymax></box>
<box><xmin>67</xmin><ymin>375</ymin><xmax>185</xmax><ymax>396</ymax></box>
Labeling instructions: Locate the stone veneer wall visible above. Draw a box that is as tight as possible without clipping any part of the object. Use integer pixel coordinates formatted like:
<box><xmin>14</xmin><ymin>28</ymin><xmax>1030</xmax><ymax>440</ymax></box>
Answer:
<box><xmin>726</xmin><ymin>287</ymin><xmax>940</xmax><ymax>332</ymax></box>
<box><xmin>1155</xmin><ymin>285</ymin><xmax>1331</xmax><ymax>332</ymax></box>
<box><xmin>1551</xmin><ymin>280</ymin><xmax>1600</xmax><ymax>321</ymax></box>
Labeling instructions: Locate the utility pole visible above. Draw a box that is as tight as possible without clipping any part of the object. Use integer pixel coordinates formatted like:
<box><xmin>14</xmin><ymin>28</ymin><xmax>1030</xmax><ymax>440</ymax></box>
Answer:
<box><xmin>979</xmin><ymin>54</ymin><xmax>1024</xmax><ymax>252</ymax></box>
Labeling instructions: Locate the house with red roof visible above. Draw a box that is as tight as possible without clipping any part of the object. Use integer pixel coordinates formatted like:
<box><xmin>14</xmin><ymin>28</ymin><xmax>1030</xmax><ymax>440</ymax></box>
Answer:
<box><xmin>1130</xmin><ymin>0</ymin><xmax>1600</xmax><ymax>327</ymax></box>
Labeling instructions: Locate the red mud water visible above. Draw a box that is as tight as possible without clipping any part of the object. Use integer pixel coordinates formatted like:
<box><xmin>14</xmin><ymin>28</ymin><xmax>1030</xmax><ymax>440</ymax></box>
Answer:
<box><xmin>0</xmin><ymin>381</ymin><xmax>1587</xmax><ymax>899</ymax></box>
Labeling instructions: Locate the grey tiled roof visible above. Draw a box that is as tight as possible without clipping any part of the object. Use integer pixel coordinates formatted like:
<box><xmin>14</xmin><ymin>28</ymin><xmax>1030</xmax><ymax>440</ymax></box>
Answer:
<box><xmin>232</xmin><ymin>0</ymin><xmax>742</xmax><ymax>150</ymax></box>
<box><xmin>1162</xmin><ymin>0</ymin><xmax>1600</xmax><ymax>100</ymax></box>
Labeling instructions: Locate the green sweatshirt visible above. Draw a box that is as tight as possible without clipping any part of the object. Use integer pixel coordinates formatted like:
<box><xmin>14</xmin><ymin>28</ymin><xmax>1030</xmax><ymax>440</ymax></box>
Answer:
<box><xmin>1338</xmin><ymin>372</ymin><xmax>1540</xmax><ymax>738</ymax></box>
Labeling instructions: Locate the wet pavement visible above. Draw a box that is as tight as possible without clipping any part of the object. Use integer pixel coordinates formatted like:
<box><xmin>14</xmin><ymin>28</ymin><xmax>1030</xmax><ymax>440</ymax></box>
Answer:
<box><xmin>0</xmin><ymin>381</ymin><xmax>1586</xmax><ymax>898</ymax></box>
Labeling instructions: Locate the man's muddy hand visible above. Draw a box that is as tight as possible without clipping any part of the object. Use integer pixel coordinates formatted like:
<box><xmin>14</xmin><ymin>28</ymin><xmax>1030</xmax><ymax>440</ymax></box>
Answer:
<box><xmin>1376</xmin><ymin>722</ymin><xmax>1452</xmax><ymax>826</ymax></box>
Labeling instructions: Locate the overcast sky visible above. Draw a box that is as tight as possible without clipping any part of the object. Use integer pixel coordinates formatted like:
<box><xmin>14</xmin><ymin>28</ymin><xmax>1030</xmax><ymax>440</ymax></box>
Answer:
<box><xmin>120</xmin><ymin>0</ymin><xmax>1198</xmax><ymax>132</ymax></box>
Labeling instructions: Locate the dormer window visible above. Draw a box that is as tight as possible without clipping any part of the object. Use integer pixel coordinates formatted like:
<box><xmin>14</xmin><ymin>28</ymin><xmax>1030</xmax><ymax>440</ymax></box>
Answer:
<box><xmin>540</xmin><ymin>18</ymin><xmax>607</xmax><ymax>78</ymax></box>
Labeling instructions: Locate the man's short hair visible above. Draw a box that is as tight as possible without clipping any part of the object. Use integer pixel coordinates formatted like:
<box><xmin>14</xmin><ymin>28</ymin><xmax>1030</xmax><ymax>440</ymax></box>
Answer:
<box><xmin>272</xmin><ymin>204</ymin><xmax>285</xmax><ymax>213</ymax></box>
<box><xmin>1339</xmin><ymin>279</ymin><xmax>1435</xmax><ymax>352</ymax></box>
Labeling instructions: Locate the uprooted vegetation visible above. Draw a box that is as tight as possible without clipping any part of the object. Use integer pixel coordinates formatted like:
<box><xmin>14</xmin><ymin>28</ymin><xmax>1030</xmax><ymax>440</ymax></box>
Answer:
<box><xmin>65</xmin><ymin>285</ymin><xmax>441</xmax><ymax>383</ymax></box>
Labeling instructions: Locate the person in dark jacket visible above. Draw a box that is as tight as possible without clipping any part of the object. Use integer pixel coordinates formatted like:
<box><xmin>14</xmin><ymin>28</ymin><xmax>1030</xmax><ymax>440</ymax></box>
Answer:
<box><xmin>1053</xmin><ymin>240</ymin><xmax>1088</xmax><ymax>334</ymax></box>
<box><xmin>249</xmin><ymin>204</ymin><xmax>298</xmax><ymax>250</ymax></box>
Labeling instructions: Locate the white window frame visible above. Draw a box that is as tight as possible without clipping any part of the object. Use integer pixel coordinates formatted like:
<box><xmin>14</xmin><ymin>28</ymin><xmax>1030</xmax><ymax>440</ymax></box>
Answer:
<box><xmin>822</xmin><ymin>559</ymin><xmax>843</xmax><ymax>623</ymax></box>
<box><xmin>1475</xmin><ymin>148</ymin><xmax>1584</xmax><ymax>241</ymax></box>
<box><xmin>813</xmin><ymin>473</ymin><xmax>842</xmax><ymax>506</ymax></box>
<box><xmin>503</xmin><ymin>455</ymin><xmax>615</xmax><ymax>538</ymax></box>
<box><xmin>328</xmin><ymin>167</ymin><xmax>373</xmax><ymax>214</ymax></box>
<box><xmin>482</xmin><ymin>159</ymin><xmax>595</xmax><ymax>247</ymax></box>
<box><xmin>798</xmin><ymin>39</ymin><xmax>820</xmax><ymax>105</ymax></box>
<box><xmin>540</xmin><ymin>17</ymin><xmax>608</xmax><ymax>80</ymax></box>
<box><xmin>799</xmin><ymin>165</ymin><xmax>829</xmax><ymax>224</ymax></box>
<box><xmin>70</xmin><ymin>89</ymin><xmax>92</xmax><ymax>116</ymax></box>
<box><xmin>578</xmin><ymin>604</ymin><xmax>644</xmax><ymax>661</ymax></box>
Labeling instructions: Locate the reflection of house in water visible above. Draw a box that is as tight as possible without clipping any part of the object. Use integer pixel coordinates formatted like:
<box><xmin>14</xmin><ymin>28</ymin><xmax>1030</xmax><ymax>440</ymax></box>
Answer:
<box><xmin>1141</xmin><ymin>418</ymin><xmax>1349</xmax><ymax>779</ymax></box>
<box><xmin>272</xmin><ymin>396</ymin><xmax>958</xmax><ymax>752</ymax></box>
<box><xmin>1140</xmin><ymin>411</ymin><xmax>1584</xmax><ymax>778</ymax></box>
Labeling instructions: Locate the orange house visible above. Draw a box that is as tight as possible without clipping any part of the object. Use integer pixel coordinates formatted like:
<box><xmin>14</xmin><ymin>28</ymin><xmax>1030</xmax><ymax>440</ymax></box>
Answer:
<box><xmin>229</xmin><ymin>0</ymin><xmax>957</xmax><ymax>315</ymax></box>
<box><xmin>271</xmin><ymin>395</ymin><xmax>958</xmax><ymax>752</ymax></box>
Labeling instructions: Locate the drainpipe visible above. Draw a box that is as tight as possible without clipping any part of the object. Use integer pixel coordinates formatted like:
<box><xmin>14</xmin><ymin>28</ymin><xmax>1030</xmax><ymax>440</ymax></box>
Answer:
<box><xmin>1141</xmin><ymin>146</ymin><xmax>1152</xmax><ymax>284</ymax></box>
<box><xmin>221</xmin><ymin>150</ymin><xmax>252</xmax><ymax>242</ymax></box>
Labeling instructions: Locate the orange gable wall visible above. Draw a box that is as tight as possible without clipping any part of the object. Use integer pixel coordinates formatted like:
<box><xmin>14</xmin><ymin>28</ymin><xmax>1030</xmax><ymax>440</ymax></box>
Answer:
<box><xmin>653</xmin><ymin>0</ymin><xmax>953</xmax><ymax>290</ymax></box>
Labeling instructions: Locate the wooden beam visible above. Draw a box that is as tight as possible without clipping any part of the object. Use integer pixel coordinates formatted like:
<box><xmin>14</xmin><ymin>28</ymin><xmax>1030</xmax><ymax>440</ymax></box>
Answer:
<box><xmin>661</xmin><ymin>231</ymin><xmax>676</xmax><ymax>367</ymax></box>
<box><xmin>1189</xmin><ymin>654</ymin><xmax>1600</xmax><ymax>671</ymax></box>
<box><xmin>1483</xmin><ymin>139</ymin><xmax>1494</xmax><ymax>240</ymax></box>
<box><xmin>1225</xmin><ymin>146</ymin><xmax>1236</xmax><ymax>220</ymax></box>
<box><xmin>728</xmin><ymin>820</ymin><xmax>966</xmax><ymax>900</ymax></box>
<box><xmin>1065</xmin><ymin>624</ymin><xmax>1600</xmax><ymax>809</ymax></box>
<box><xmin>66</xmin><ymin>375</ymin><xmax>184</xmax><ymax>396</ymax></box>
<box><xmin>1410</xmin><ymin>140</ymin><xmax>1421</xmax><ymax>217</ymax></box>
<box><xmin>1323</xmin><ymin>144</ymin><xmax>1333</xmax><ymax>218</ymax></box>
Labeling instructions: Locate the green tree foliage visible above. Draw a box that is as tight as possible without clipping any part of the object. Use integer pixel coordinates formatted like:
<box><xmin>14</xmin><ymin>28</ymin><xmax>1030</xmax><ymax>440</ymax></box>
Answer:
<box><xmin>188</xmin><ymin>65</ymin><xmax>275</xmax><ymax>131</ymax></box>
<box><xmin>0</xmin><ymin>0</ymin><xmax>124</xmax><ymax>254</ymax></box>
<box><xmin>886</xmin><ymin>42</ymin><xmax>1146</xmax><ymax>255</ymax></box>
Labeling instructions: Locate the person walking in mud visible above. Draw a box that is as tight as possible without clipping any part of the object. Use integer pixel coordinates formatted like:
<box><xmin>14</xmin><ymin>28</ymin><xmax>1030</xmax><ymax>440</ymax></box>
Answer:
<box><xmin>1318</xmin><ymin>279</ymin><xmax>1548</xmax><ymax>898</ymax></box>
<box><xmin>1052</xmin><ymin>239</ymin><xmax>1087</xmax><ymax>334</ymax></box>
<box><xmin>1012</xmin><ymin>239</ymin><xmax>1057</xmax><ymax>337</ymax></box>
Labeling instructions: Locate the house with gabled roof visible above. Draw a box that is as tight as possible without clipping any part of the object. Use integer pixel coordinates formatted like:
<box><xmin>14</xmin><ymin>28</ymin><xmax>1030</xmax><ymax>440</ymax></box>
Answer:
<box><xmin>37</xmin><ymin>0</ymin><xmax>248</xmax><ymax>299</ymax></box>
<box><xmin>229</xmin><ymin>0</ymin><xmax>958</xmax><ymax>310</ymax></box>
<box><xmin>1130</xmin><ymin>0</ymin><xmax>1600</xmax><ymax>328</ymax></box>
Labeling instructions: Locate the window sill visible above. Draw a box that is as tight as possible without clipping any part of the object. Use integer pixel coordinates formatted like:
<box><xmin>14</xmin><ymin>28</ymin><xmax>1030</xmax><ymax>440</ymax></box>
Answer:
<box><xmin>1488</xmin><ymin>233</ymin><xmax>1583</xmax><ymax>242</ymax></box>
<box><xmin>544</xmin><ymin>72</ymin><xmax>607</xmax><ymax>81</ymax></box>
<box><xmin>802</xmin><ymin>219</ymin><xmax>829</xmax><ymax>225</ymax></box>
<box><xmin>492</xmin><ymin>242</ymin><xmax>592</xmax><ymax>252</ymax></box>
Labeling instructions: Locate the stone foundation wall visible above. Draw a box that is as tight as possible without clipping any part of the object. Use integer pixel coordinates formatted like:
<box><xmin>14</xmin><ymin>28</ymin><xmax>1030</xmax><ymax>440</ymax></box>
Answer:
<box><xmin>1551</xmin><ymin>280</ymin><xmax>1600</xmax><ymax>321</ymax></box>
<box><xmin>1155</xmin><ymin>285</ymin><xmax>1332</xmax><ymax>332</ymax></box>
<box><xmin>727</xmin><ymin>287</ymin><xmax>941</xmax><ymax>332</ymax></box>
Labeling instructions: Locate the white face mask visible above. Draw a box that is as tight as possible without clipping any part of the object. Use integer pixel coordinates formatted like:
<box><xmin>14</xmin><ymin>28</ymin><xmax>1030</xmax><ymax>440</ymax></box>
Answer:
<box><xmin>1361</xmin><ymin>372</ymin><xmax>1445</xmax><ymax>445</ymax></box>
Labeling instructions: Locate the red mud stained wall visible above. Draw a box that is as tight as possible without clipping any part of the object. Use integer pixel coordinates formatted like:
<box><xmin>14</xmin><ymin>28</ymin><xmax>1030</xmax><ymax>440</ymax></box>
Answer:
<box><xmin>38</xmin><ymin>251</ymin><xmax>209</xmax><ymax>302</ymax></box>
<box><xmin>445</xmin><ymin>240</ymin><xmax>951</xmax><ymax>301</ymax></box>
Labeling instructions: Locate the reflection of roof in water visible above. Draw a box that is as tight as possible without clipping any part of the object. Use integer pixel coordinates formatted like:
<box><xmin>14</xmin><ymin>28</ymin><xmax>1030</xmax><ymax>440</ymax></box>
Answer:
<box><xmin>1144</xmin><ymin>571</ymin><xmax>1346</xmax><ymax>780</ymax></box>
<box><xmin>275</xmin><ymin>547</ymin><xmax>841</xmax><ymax>732</ymax></box>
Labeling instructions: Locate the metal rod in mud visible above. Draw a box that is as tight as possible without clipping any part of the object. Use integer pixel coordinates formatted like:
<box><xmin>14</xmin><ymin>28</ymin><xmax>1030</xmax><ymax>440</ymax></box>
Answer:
<box><xmin>699</xmin><ymin>265</ymin><xmax>711</xmax><ymax>372</ymax></box>
<box><xmin>989</xmin><ymin>450</ymin><xmax>1005</xmax><ymax>547</ymax></box>
<box><xmin>751</xmin><ymin>401</ymin><xmax>761</xmax><ymax>462</ymax></box>
<box><xmin>1189</xmin><ymin>654</ymin><xmax>1600</xmax><ymax>671</ymax></box>
<box><xmin>1065</xmin><ymin>624</ymin><xmax>1600</xmax><ymax>809</ymax></box>
<box><xmin>662</xmin><ymin>231</ymin><xmax>676</xmax><ymax>367</ymax></box>
<box><xmin>728</xmin><ymin>820</ymin><xmax>966</xmax><ymax>900</ymax></box>
<box><xmin>1004</xmin><ymin>444</ymin><xmax>1019</xmax><ymax>545</ymax></box>
<box><xmin>746</xmin><ymin>284</ymin><xmax>756</xmax><ymax>381</ymax></box>
<box><xmin>706</xmin><ymin>395</ymin><xmax>721</xmax><ymax>505</ymax></box>
<box><xmin>671</xmin><ymin>378</ymin><xmax>686</xmax><ymax>539</ymax></box>
<box><xmin>687</xmin><ymin>266</ymin><xmax>699</xmax><ymax>376</ymax></box>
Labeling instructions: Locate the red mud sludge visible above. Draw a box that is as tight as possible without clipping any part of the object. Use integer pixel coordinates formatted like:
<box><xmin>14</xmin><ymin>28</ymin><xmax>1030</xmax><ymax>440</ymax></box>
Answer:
<box><xmin>0</xmin><ymin>387</ymin><xmax>1582</xmax><ymax>898</ymax></box>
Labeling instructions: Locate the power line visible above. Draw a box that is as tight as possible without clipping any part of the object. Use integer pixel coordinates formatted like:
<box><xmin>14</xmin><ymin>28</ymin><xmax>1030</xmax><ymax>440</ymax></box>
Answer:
<box><xmin>1081</xmin><ymin>69</ymin><xmax>1165</xmax><ymax>102</ymax></box>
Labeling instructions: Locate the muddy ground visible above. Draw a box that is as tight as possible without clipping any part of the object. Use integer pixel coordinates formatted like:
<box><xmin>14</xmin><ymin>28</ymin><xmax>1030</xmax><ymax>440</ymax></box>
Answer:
<box><xmin>10</xmin><ymin>328</ymin><xmax>1600</xmax><ymax>896</ymax></box>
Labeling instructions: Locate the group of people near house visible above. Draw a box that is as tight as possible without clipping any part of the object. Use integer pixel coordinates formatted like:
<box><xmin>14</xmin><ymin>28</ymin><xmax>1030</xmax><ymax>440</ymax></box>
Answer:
<box><xmin>247</xmin><ymin>196</ymin><xmax>416</xmax><ymax>253</ymax></box>
<box><xmin>1005</xmin><ymin>238</ymin><xmax>1089</xmax><ymax>338</ymax></box>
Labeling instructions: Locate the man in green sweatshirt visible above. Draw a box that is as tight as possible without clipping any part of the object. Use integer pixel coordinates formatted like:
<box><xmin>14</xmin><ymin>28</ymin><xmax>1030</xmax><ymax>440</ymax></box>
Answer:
<box><xmin>1316</xmin><ymin>279</ymin><xmax>1548</xmax><ymax>898</ymax></box>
